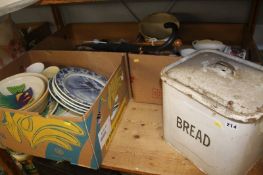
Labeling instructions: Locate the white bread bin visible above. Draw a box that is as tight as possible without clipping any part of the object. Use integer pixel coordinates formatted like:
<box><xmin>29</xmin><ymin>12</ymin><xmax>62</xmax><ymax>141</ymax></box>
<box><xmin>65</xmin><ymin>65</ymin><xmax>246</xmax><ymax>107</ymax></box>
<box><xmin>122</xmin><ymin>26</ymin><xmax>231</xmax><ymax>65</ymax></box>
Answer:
<box><xmin>161</xmin><ymin>50</ymin><xmax>263</xmax><ymax>175</ymax></box>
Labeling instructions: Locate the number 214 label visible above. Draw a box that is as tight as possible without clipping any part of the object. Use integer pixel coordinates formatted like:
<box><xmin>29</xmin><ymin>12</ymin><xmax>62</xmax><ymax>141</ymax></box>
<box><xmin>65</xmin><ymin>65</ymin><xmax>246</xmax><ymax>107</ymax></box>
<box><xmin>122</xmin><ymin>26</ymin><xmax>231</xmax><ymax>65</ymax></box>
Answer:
<box><xmin>226</xmin><ymin>122</ymin><xmax>237</xmax><ymax>129</ymax></box>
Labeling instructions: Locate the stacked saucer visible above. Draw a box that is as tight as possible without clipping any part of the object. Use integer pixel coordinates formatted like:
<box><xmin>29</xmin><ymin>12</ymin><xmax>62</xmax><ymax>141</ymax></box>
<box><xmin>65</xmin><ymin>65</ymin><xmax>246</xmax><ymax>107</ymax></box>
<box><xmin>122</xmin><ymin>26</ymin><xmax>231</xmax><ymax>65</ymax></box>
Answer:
<box><xmin>48</xmin><ymin>67</ymin><xmax>107</xmax><ymax>115</ymax></box>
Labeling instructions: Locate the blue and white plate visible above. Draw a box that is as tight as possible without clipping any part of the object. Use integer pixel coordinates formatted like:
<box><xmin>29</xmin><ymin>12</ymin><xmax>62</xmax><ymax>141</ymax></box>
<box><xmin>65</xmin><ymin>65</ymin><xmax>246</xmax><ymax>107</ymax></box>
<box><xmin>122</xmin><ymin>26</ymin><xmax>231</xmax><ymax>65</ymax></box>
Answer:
<box><xmin>55</xmin><ymin>67</ymin><xmax>107</xmax><ymax>106</ymax></box>
<box><xmin>48</xmin><ymin>79</ymin><xmax>85</xmax><ymax>115</ymax></box>
<box><xmin>51</xmin><ymin>78</ymin><xmax>89</xmax><ymax>111</ymax></box>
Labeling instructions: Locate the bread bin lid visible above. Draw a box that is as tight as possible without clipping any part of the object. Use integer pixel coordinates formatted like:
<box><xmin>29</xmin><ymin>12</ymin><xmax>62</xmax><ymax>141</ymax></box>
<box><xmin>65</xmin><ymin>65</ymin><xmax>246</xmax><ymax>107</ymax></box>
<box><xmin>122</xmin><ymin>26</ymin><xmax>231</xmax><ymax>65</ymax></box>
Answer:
<box><xmin>161</xmin><ymin>50</ymin><xmax>263</xmax><ymax>122</ymax></box>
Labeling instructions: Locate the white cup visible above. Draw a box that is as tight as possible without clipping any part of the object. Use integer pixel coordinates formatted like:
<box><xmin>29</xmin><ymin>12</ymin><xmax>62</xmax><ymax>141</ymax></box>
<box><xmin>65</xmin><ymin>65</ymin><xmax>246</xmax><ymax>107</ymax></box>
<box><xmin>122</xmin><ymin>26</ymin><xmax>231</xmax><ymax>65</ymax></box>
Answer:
<box><xmin>26</xmin><ymin>62</ymin><xmax>45</xmax><ymax>73</ymax></box>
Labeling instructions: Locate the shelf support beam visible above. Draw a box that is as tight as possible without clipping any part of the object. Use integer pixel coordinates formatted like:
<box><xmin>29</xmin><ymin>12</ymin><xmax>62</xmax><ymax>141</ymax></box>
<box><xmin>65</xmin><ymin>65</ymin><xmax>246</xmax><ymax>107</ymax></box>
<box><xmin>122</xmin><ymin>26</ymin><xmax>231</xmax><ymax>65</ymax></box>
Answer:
<box><xmin>51</xmin><ymin>5</ymin><xmax>64</xmax><ymax>31</ymax></box>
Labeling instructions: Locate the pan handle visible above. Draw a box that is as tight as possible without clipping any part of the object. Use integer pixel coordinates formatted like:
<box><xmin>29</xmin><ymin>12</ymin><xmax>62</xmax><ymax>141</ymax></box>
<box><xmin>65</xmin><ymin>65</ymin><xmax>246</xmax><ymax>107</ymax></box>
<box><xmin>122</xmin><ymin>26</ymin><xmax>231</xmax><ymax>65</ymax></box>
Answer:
<box><xmin>140</xmin><ymin>22</ymin><xmax>180</xmax><ymax>53</ymax></box>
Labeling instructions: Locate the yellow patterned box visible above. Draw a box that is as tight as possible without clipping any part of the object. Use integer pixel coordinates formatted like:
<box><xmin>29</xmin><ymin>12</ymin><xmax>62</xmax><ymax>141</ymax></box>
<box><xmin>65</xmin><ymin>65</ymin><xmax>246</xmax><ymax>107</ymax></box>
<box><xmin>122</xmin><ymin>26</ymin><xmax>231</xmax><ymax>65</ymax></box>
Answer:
<box><xmin>0</xmin><ymin>51</ymin><xmax>129</xmax><ymax>169</ymax></box>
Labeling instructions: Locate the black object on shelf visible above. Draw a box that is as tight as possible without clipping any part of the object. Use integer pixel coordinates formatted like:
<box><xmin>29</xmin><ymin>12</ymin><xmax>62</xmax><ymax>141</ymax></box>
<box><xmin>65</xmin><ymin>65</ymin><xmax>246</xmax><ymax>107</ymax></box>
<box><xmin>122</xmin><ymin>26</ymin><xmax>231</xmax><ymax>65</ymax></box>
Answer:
<box><xmin>19</xmin><ymin>22</ymin><xmax>51</xmax><ymax>50</ymax></box>
<box><xmin>76</xmin><ymin>22</ymin><xmax>180</xmax><ymax>55</ymax></box>
<box><xmin>32</xmin><ymin>157</ymin><xmax>121</xmax><ymax>175</ymax></box>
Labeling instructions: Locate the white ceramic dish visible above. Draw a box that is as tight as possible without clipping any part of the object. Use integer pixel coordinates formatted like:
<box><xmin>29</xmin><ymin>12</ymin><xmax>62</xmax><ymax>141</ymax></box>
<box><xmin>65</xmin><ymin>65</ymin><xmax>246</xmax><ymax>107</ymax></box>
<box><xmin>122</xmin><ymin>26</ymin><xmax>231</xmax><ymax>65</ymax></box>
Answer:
<box><xmin>54</xmin><ymin>76</ymin><xmax>92</xmax><ymax>108</ymax></box>
<box><xmin>192</xmin><ymin>39</ymin><xmax>225</xmax><ymax>51</ymax></box>
<box><xmin>21</xmin><ymin>73</ymin><xmax>48</xmax><ymax>110</ymax></box>
<box><xmin>26</xmin><ymin>94</ymin><xmax>49</xmax><ymax>114</ymax></box>
<box><xmin>26</xmin><ymin>62</ymin><xmax>45</xmax><ymax>73</ymax></box>
<box><xmin>0</xmin><ymin>74</ymin><xmax>45</xmax><ymax>101</ymax></box>
<box><xmin>48</xmin><ymin>79</ymin><xmax>84</xmax><ymax>115</ymax></box>
<box><xmin>55</xmin><ymin>67</ymin><xmax>107</xmax><ymax>107</ymax></box>
<box><xmin>51</xmin><ymin>78</ymin><xmax>88</xmax><ymax>111</ymax></box>
<box><xmin>42</xmin><ymin>66</ymin><xmax>60</xmax><ymax>79</ymax></box>
<box><xmin>23</xmin><ymin>79</ymin><xmax>48</xmax><ymax>113</ymax></box>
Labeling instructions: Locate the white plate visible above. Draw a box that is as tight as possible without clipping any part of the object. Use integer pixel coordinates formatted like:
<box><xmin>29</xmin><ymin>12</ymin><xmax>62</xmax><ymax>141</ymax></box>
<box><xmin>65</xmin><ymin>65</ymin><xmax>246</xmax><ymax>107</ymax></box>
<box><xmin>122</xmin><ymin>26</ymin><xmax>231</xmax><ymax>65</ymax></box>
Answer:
<box><xmin>55</xmin><ymin>67</ymin><xmax>107</xmax><ymax>106</ymax></box>
<box><xmin>54</xmin><ymin>76</ymin><xmax>92</xmax><ymax>108</ymax></box>
<box><xmin>48</xmin><ymin>79</ymin><xmax>85</xmax><ymax>115</ymax></box>
<box><xmin>52</xmin><ymin>78</ymin><xmax>88</xmax><ymax>111</ymax></box>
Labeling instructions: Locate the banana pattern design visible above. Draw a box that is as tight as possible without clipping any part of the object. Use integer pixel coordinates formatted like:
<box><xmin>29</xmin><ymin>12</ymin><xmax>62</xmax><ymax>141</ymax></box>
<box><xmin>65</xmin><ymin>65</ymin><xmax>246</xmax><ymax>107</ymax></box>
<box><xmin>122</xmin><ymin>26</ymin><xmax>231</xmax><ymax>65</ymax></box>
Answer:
<box><xmin>1</xmin><ymin>111</ymin><xmax>85</xmax><ymax>151</ymax></box>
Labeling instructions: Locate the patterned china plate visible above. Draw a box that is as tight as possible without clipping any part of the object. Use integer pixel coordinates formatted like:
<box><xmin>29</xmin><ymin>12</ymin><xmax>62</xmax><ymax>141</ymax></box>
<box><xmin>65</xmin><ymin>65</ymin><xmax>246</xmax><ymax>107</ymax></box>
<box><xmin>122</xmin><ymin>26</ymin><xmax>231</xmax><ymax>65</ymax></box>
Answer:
<box><xmin>51</xmin><ymin>78</ymin><xmax>88</xmax><ymax>112</ymax></box>
<box><xmin>55</xmin><ymin>67</ymin><xmax>107</xmax><ymax>106</ymax></box>
<box><xmin>48</xmin><ymin>79</ymin><xmax>84</xmax><ymax>115</ymax></box>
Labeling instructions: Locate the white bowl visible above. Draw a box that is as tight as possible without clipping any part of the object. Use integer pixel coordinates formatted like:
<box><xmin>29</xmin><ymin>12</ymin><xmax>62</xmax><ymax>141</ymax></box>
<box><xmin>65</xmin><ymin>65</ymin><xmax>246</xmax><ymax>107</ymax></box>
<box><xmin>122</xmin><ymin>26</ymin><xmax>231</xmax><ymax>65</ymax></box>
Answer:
<box><xmin>26</xmin><ymin>62</ymin><xmax>45</xmax><ymax>73</ymax></box>
<box><xmin>21</xmin><ymin>73</ymin><xmax>48</xmax><ymax>113</ymax></box>
<box><xmin>25</xmin><ymin>89</ymin><xmax>49</xmax><ymax>113</ymax></box>
<box><xmin>192</xmin><ymin>39</ymin><xmax>226</xmax><ymax>51</ymax></box>
<box><xmin>0</xmin><ymin>72</ymin><xmax>48</xmax><ymax>112</ymax></box>
<box><xmin>0</xmin><ymin>73</ymin><xmax>45</xmax><ymax>101</ymax></box>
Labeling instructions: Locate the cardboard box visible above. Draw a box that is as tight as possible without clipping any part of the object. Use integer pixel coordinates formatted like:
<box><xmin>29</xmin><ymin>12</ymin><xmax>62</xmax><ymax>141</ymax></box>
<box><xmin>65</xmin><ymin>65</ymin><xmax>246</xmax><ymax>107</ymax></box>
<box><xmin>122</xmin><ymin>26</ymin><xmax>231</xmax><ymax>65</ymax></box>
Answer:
<box><xmin>128</xmin><ymin>54</ymin><xmax>180</xmax><ymax>104</ymax></box>
<box><xmin>0</xmin><ymin>51</ymin><xmax>129</xmax><ymax>169</ymax></box>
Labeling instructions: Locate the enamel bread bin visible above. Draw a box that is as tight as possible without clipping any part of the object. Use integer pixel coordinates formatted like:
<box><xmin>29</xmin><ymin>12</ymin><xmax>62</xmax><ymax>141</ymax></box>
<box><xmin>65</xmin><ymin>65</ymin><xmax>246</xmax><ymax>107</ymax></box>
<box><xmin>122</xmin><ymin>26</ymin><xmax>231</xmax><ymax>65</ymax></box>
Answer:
<box><xmin>161</xmin><ymin>50</ymin><xmax>263</xmax><ymax>175</ymax></box>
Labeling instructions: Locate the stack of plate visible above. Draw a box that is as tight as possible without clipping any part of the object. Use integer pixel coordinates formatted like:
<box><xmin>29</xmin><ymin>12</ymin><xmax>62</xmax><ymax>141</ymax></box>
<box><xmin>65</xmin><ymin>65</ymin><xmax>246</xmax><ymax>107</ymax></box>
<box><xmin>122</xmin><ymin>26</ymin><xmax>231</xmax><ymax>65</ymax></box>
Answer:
<box><xmin>0</xmin><ymin>73</ymin><xmax>48</xmax><ymax>113</ymax></box>
<box><xmin>48</xmin><ymin>67</ymin><xmax>107</xmax><ymax>115</ymax></box>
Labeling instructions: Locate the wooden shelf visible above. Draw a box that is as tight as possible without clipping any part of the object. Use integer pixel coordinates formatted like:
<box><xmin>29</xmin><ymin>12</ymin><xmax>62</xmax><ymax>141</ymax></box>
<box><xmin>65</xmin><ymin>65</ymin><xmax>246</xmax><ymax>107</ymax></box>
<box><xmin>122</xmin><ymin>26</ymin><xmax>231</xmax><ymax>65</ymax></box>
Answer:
<box><xmin>39</xmin><ymin>0</ymin><xmax>104</xmax><ymax>5</ymax></box>
<box><xmin>38</xmin><ymin>0</ymin><xmax>162</xmax><ymax>5</ymax></box>
<box><xmin>102</xmin><ymin>101</ymin><xmax>263</xmax><ymax>175</ymax></box>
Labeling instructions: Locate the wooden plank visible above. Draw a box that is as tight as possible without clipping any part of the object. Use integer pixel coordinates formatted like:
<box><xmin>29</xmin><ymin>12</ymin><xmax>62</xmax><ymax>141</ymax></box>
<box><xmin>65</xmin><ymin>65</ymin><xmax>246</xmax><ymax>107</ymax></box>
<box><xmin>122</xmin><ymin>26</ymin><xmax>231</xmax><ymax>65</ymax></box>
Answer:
<box><xmin>39</xmin><ymin>0</ymin><xmax>97</xmax><ymax>5</ymax></box>
<box><xmin>102</xmin><ymin>101</ymin><xmax>263</xmax><ymax>175</ymax></box>
<box><xmin>67</xmin><ymin>23</ymin><xmax>139</xmax><ymax>44</ymax></box>
<box><xmin>35</xmin><ymin>22</ymin><xmax>246</xmax><ymax>51</ymax></box>
<box><xmin>179</xmin><ymin>23</ymin><xmax>245</xmax><ymax>45</ymax></box>
<box><xmin>38</xmin><ymin>0</ymin><xmax>160</xmax><ymax>5</ymax></box>
<box><xmin>102</xmin><ymin>101</ymin><xmax>203</xmax><ymax>175</ymax></box>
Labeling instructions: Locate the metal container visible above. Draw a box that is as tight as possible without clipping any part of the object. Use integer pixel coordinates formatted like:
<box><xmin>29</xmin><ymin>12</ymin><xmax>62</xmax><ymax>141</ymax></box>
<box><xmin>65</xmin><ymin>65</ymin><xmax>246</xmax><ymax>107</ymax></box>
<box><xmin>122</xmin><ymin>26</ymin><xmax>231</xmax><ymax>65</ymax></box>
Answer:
<box><xmin>139</xmin><ymin>12</ymin><xmax>180</xmax><ymax>41</ymax></box>
<box><xmin>161</xmin><ymin>50</ymin><xmax>263</xmax><ymax>175</ymax></box>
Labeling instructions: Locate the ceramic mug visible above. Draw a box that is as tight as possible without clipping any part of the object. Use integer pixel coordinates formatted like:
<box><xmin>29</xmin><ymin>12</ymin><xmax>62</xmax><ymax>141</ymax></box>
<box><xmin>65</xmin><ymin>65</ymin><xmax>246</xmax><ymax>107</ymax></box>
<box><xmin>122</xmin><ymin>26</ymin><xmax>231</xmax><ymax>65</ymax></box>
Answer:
<box><xmin>42</xmin><ymin>66</ymin><xmax>60</xmax><ymax>79</ymax></box>
<box><xmin>26</xmin><ymin>62</ymin><xmax>45</xmax><ymax>73</ymax></box>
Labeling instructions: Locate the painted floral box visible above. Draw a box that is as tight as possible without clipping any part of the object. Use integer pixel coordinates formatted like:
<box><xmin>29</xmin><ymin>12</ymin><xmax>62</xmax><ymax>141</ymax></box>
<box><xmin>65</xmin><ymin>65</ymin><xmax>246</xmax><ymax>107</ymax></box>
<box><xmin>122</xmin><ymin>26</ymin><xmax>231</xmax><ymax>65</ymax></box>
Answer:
<box><xmin>0</xmin><ymin>51</ymin><xmax>129</xmax><ymax>169</ymax></box>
